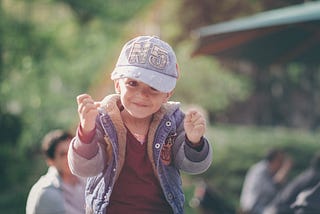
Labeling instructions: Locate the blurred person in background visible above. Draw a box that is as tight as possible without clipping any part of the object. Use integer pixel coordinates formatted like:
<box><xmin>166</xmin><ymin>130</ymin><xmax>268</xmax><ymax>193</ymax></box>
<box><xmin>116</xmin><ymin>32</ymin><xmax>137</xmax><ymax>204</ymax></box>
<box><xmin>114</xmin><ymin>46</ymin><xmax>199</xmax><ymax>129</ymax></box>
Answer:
<box><xmin>26</xmin><ymin>129</ymin><xmax>86</xmax><ymax>214</ymax></box>
<box><xmin>264</xmin><ymin>151</ymin><xmax>320</xmax><ymax>214</ymax></box>
<box><xmin>240</xmin><ymin>148</ymin><xmax>292</xmax><ymax>214</ymax></box>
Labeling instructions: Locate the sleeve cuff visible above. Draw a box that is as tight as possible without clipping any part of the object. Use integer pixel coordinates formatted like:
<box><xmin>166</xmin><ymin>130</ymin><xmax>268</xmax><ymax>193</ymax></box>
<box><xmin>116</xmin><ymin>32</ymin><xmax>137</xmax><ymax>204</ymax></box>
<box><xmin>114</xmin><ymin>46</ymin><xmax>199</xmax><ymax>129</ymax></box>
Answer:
<box><xmin>185</xmin><ymin>136</ymin><xmax>204</xmax><ymax>152</ymax></box>
<box><xmin>78</xmin><ymin>125</ymin><xmax>96</xmax><ymax>144</ymax></box>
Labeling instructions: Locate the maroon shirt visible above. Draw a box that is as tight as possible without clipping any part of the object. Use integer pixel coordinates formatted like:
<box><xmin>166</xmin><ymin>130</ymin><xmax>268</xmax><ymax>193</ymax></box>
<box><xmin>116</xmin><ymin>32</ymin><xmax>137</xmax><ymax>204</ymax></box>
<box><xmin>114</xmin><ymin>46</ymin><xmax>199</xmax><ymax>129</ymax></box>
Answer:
<box><xmin>107</xmin><ymin>129</ymin><xmax>173</xmax><ymax>214</ymax></box>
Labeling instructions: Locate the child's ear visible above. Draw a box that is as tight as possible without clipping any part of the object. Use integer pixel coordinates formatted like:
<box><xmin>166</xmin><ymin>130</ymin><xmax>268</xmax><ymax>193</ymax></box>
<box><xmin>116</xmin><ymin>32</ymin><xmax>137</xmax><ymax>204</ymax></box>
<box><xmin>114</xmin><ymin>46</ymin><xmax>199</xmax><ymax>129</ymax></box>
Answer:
<box><xmin>114</xmin><ymin>80</ymin><xmax>120</xmax><ymax>94</ymax></box>
<box><xmin>163</xmin><ymin>91</ymin><xmax>174</xmax><ymax>103</ymax></box>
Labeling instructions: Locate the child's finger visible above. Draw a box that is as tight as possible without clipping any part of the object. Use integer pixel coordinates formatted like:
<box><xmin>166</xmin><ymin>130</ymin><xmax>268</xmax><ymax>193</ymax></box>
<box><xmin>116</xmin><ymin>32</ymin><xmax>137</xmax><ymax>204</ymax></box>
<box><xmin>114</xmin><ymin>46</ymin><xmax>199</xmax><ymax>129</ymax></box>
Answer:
<box><xmin>77</xmin><ymin>94</ymin><xmax>94</xmax><ymax>105</ymax></box>
<box><xmin>185</xmin><ymin>110</ymin><xmax>197</xmax><ymax>121</ymax></box>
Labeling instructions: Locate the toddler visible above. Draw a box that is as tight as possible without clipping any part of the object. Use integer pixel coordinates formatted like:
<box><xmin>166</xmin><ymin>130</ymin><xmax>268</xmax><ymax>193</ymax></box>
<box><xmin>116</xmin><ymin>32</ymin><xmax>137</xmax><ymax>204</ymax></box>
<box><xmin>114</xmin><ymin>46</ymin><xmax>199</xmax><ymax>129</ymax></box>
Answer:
<box><xmin>68</xmin><ymin>35</ymin><xmax>213</xmax><ymax>214</ymax></box>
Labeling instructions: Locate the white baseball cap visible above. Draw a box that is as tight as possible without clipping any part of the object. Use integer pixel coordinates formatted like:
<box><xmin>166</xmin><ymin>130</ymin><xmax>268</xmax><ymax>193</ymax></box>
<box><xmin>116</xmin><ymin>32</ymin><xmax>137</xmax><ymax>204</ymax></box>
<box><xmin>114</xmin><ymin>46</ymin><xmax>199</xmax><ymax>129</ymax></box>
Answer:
<box><xmin>111</xmin><ymin>35</ymin><xmax>179</xmax><ymax>93</ymax></box>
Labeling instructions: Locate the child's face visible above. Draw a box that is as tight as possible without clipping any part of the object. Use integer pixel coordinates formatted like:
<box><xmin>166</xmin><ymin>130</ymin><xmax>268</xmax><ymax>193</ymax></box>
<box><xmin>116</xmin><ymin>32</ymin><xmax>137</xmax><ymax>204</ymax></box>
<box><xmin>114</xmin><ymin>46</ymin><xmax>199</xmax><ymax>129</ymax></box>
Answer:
<box><xmin>115</xmin><ymin>78</ymin><xmax>173</xmax><ymax>119</ymax></box>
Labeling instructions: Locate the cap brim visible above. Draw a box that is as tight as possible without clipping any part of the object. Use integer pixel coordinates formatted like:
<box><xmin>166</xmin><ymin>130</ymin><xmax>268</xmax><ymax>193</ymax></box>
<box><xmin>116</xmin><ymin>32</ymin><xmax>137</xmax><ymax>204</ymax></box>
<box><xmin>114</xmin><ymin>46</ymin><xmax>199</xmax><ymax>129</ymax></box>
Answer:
<box><xmin>111</xmin><ymin>66</ymin><xmax>176</xmax><ymax>93</ymax></box>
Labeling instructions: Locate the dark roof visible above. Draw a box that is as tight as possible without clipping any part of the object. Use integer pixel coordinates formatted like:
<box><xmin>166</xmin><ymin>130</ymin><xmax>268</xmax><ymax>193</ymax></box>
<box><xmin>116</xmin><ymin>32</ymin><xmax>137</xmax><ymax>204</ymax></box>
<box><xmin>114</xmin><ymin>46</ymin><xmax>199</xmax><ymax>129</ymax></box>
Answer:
<box><xmin>192</xmin><ymin>1</ymin><xmax>320</xmax><ymax>66</ymax></box>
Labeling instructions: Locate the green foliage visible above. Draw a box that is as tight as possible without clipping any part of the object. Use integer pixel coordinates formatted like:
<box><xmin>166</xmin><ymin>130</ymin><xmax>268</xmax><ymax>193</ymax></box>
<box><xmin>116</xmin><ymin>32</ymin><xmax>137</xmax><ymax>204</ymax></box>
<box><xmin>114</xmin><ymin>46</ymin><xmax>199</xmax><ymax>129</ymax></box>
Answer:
<box><xmin>287</xmin><ymin>63</ymin><xmax>305</xmax><ymax>84</ymax></box>
<box><xmin>1</xmin><ymin>0</ymin><xmax>151</xmax><ymax>152</ymax></box>
<box><xmin>0</xmin><ymin>152</ymin><xmax>46</xmax><ymax>213</ymax></box>
<box><xmin>53</xmin><ymin>0</ymin><xmax>153</xmax><ymax>23</ymax></box>
<box><xmin>174</xmin><ymin>42</ymin><xmax>252</xmax><ymax>113</ymax></box>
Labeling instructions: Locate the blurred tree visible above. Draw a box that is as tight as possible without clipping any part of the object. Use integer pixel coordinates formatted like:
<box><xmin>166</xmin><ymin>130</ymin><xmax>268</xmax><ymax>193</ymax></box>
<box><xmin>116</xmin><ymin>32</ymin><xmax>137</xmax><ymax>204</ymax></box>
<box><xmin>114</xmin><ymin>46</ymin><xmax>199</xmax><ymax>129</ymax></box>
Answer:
<box><xmin>55</xmin><ymin>0</ymin><xmax>153</xmax><ymax>24</ymax></box>
<box><xmin>0</xmin><ymin>0</ymin><xmax>153</xmax><ymax>151</ymax></box>
<box><xmin>0</xmin><ymin>0</ymin><xmax>3</xmax><ymax>81</ymax></box>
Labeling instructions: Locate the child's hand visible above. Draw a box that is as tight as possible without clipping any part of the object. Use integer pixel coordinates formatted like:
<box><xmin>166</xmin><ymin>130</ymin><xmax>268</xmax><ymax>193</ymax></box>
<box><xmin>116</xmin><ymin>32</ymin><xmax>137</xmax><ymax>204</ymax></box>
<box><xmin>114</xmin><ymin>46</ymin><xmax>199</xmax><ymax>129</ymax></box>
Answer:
<box><xmin>184</xmin><ymin>110</ymin><xmax>206</xmax><ymax>144</ymax></box>
<box><xmin>77</xmin><ymin>94</ymin><xmax>100</xmax><ymax>134</ymax></box>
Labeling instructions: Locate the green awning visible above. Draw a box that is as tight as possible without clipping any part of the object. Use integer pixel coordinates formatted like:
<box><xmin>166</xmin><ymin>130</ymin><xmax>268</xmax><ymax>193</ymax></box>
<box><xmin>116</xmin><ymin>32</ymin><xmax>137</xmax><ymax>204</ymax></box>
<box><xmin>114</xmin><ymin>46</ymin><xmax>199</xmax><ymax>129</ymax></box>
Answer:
<box><xmin>192</xmin><ymin>1</ymin><xmax>320</xmax><ymax>66</ymax></box>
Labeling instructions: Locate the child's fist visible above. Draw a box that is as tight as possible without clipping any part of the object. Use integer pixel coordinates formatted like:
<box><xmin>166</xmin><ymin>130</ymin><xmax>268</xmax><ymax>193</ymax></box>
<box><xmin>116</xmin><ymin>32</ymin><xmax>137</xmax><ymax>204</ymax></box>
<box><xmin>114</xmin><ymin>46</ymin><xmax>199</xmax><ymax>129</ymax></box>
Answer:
<box><xmin>77</xmin><ymin>94</ymin><xmax>100</xmax><ymax>134</ymax></box>
<box><xmin>184</xmin><ymin>110</ymin><xmax>206</xmax><ymax>144</ymax></box>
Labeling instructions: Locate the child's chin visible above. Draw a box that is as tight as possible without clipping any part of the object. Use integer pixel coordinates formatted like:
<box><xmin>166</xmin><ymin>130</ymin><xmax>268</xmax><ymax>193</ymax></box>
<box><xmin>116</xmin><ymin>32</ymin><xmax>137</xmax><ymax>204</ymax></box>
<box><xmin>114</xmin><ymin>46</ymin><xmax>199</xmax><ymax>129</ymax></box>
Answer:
<box><xmin>129</xmin><ymin>110</ymin><xmax>153</xmax><ymax>119</ymax></box>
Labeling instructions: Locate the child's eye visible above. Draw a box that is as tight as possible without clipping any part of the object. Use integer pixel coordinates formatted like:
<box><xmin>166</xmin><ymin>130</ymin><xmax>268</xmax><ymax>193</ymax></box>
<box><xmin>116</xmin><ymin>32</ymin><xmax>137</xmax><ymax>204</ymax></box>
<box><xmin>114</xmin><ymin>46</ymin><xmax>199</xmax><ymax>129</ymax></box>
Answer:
<box><xmin>127</xmin><ymin>80</ymin><xmax>138</xmax><ymax>87</ymax></box>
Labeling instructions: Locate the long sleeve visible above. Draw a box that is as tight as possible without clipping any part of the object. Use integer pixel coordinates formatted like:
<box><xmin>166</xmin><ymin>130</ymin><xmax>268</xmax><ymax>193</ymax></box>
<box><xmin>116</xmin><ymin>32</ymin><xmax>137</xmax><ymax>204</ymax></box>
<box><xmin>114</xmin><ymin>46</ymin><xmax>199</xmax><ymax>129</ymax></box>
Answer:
<box><xmin>68</xmin><ymin>125</ymin><xmax>107</xmax><ymax>178</ymax></box>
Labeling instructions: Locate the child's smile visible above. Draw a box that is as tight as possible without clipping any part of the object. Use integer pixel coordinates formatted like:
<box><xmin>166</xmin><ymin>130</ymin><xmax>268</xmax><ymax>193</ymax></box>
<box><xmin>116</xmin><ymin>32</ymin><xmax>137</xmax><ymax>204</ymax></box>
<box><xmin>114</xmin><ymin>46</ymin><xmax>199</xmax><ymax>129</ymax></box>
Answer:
<box><xmin>115</xmin><ymin>78</ymin><xmax>172</xmax><ymax>119</ymax></box>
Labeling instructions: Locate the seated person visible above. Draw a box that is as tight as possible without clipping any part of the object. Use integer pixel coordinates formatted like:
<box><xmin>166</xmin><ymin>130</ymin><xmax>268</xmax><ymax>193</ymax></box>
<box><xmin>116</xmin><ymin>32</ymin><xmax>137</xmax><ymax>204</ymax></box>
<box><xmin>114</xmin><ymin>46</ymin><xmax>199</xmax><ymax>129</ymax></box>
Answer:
<box><xmin>26</xmin><ymin>130</ymin><xmax>86</xmax><ymax>214</ymax></box>
<box><xmin>264</xmin><ymin>151</ymin><xmax>320</xmax><ymax>214</ymax></box>
<box><xmin>240</xmin><ymin>148</ymin><xmax>292</xmax><ymax>214</ymax></box>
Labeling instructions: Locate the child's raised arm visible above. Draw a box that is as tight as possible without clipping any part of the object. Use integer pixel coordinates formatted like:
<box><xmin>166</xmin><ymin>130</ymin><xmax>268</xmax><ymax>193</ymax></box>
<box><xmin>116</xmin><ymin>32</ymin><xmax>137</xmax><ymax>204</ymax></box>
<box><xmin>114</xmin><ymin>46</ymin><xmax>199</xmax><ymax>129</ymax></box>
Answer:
<box><xmin>77</xmin><ymin>94</ymin><xmax>100</xmax><ymax>135</ymax></box>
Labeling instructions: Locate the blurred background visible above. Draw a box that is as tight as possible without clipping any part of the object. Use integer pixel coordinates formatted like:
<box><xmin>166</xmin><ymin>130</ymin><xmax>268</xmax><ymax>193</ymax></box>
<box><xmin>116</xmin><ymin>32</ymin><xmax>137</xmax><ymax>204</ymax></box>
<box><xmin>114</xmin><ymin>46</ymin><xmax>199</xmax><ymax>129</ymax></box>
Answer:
<box><xmin>1</xmin><ymin>0</ymin><xmax>320</xmax><ymax>213</ymax></box>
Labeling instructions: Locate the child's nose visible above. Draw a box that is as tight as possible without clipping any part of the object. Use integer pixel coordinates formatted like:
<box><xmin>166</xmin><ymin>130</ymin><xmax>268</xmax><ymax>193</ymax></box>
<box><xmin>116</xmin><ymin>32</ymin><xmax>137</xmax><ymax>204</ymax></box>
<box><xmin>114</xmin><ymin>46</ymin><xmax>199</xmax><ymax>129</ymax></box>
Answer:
<box><xmin>141</xmin><ymin>89</ymin><xmax>149</xmax><ymax>97</ymax></box>
<box><xmin>138</xmin><ymin>87</ymin><xmax>150</xmax><ymax>98</ymax></box>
